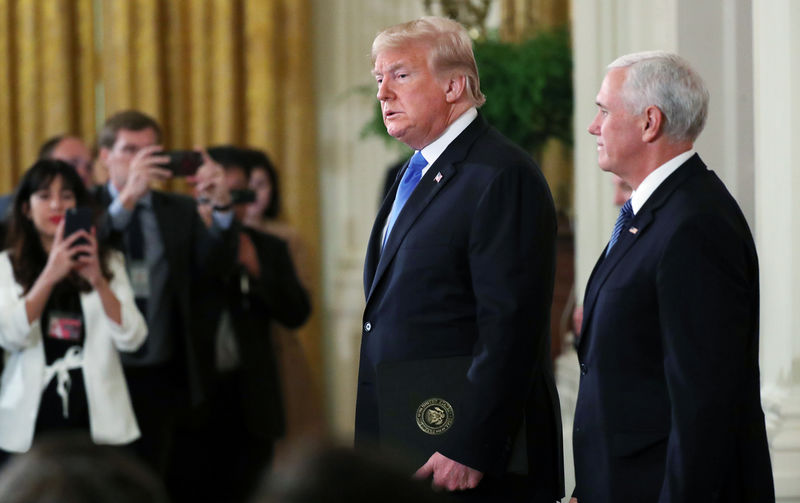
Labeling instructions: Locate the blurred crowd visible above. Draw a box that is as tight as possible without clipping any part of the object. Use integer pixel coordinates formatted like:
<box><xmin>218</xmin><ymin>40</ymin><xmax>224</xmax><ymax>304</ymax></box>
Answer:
<box><xmin>0</xmin><ymin>110</ymin><xmax>320</xmax><ymax>503</ymax></box>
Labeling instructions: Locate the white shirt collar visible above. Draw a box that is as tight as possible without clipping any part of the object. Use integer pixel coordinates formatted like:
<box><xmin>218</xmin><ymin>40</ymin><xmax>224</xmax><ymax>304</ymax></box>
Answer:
<box><xmin>630</xmin><ymin>149</ymin><xmax>695</xmax><ymax>214</ymax></box>
<box><xmin>417</xmin><ymin>107</ymin><xmax>478</xmax><ymax>176</ymax></box>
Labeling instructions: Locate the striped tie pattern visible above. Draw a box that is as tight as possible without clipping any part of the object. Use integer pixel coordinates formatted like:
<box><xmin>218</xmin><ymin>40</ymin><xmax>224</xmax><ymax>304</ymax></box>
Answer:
<box><xmin>606</xmin><ymin>199</ymin><xmax>633</xmax><ymax>257</ymax></box>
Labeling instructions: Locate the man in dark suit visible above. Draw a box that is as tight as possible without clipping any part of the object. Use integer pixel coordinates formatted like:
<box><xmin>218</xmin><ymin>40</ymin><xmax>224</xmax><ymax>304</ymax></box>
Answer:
<box><xmin>166</xmin><ymin>146</ymin><xmax>311</xmax><ymax>503</ymax></box>
<box><xmin>571</xmin><ymin>51</ymin><xmax>774</xmax><ymax>502</ymax></box>
<box><xmin>355</xmin><ymin>17</ymin><xmax>563</xmax><ymax>502</ymax></box>
<box><xmin>93</xmin><ymin>110</ymin><xmax>236</xmax><ymax>478</ymax></box>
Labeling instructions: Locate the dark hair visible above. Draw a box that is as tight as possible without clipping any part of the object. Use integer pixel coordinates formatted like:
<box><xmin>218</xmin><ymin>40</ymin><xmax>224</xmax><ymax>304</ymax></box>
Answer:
<box><xmin>207</xmin><ymin>145</ymin><xmax>252</xmax><ymax>178</ymax></box>
<box><xmin>208</xmin><ymin>146</ymin><xmax>281</xmax><ymax>218</ymax></box>
<box><xmin>0</xmin><ymin>432</ymin><xmax>170</xmax><ymax>503</ymax></box>
<box><xmin>5</xmin><ymin>160</ymin><xmax>111</xmax><ymax>293</ymax></box>
<box><xmin>37</xmin><ymin>135</ymin><xmax>67</xmax><ymax>160</ymax></box>
<box><xmin>243</xmin><ymin>147</ymin><xmax>280</xmax><ymax>218</ymax></box>
<box><xmin>256</xmin><ymin>444</ymin><xmax>443</xmax><ymax>503</ymax></box>
<box><xmin>97</xmin><ymin>110</ymin><xmax>162</xmax><ymax>150</ymax></box>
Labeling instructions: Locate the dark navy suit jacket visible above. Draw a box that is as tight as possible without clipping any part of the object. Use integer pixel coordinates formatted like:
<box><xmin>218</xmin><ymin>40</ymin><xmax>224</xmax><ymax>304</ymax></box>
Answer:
<box><xmin>573</xmin><ymin>155</ymin><xmax>774</xmax><ymax>502</ymax></box>
<box><xmin>355</xmin><ymin>114</ymin><xmax>563</xmax><ymax>501</ymax></box>
<box><xmin>93</xmin><ymin>185</ymin><xmax>237</xmax><ymax>405</ymax></box>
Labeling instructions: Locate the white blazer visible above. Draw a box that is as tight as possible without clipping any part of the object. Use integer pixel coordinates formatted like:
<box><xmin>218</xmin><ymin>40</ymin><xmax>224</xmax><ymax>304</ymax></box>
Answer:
<box><xmin>0</xmin><ymin>250</ymin><xmax>147</xmax><ymax>452</ymax></box>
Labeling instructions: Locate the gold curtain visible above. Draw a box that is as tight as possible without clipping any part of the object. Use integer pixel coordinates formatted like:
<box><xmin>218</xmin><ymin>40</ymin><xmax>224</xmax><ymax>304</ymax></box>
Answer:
<box><xmin>500</xmin><ymin>0</ymin><xmax>572</xmax><ymax>215</ymax></box>
<box><xmin>0</xmin><ymin>0</ymin><xmax>323</xmax><ymax>392</ymax></box>
<box><xmin>500</xmin><ymin>0</ymin><xmax>570</xmax><ymax>41</ymax></box>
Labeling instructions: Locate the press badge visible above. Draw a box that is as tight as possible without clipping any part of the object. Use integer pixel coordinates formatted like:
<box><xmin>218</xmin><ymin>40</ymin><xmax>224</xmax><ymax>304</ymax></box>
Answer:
<box><xmin>128</xmin><ymin>260</ymin><xmax>150</xmax><ymax>298</ymax></box>
<box><xmin>47</xmin><ymin>311</ymin><xmax>83</xmax><ymax>341</ymax></box>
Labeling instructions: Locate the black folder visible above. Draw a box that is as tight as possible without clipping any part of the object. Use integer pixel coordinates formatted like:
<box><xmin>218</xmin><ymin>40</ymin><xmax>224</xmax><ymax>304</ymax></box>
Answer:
<box><xmin>377</xmin><ymin>355</ymin><xmax>529</xmax><ymax>474</ymax></box>
<box><xmin>376</xmin><ymin>356</ymin><xmax>473</xmax><ymax>470</ymax></box>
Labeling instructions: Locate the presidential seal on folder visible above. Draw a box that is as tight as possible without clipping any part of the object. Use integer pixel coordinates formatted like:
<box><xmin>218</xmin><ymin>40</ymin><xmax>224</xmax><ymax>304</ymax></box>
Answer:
<box><xmin>376</xmin><ymin>355</ymin><xmax>472</xmax><ymax>469</ymax></box>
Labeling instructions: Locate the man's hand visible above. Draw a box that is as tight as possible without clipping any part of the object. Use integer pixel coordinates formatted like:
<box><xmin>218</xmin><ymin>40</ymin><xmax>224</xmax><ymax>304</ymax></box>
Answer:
<box><xmin>118</xmin><ymin>145</ymin><xmax>171</xmax><ymax>210</ymax></box>
<box><xmin>192</xmin><ymin>149</ymin><xmax>231</xmax><ymax>209</ymax></box>
<box><xmin>414</xmin><ymin>451</ymin><xmax>483</xmax><ymax>492</ymax></box>
<box><xmin>569</xmin><ymin>498</ymin><xmax>578</xmax><ymax>503</ymax></box>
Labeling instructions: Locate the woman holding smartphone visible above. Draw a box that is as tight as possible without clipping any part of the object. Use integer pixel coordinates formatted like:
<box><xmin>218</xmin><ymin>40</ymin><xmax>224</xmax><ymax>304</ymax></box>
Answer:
<box><xmin>0</xmin><ymin>160</ymin><xmax>147</xmax><ymax>460</ymax></box>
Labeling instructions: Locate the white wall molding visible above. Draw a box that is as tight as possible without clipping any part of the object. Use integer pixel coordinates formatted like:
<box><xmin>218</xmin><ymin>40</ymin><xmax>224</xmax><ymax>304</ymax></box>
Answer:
<box><xmin>753</xmin><ymin>0</ymin><xmax>800</xmax><ymax>499</ymax></box>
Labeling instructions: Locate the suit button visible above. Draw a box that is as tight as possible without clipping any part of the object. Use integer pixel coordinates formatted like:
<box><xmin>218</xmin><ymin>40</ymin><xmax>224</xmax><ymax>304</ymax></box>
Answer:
<box><xmin>364</xmin><ymin>322</ymin><xmax>372</xmax><ymax>333</ymax></box>
<box><xmin>580</xmin><ymin>363</ymin><xmax>587</xmax><ymax>376</ymax></box>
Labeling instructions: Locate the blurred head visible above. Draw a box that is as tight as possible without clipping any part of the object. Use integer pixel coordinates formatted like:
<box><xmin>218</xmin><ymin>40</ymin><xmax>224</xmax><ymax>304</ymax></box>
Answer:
<box><xmin>255</xmin><ymin>443</ymin><xmax>441</xmax><ymax>503</ymax></box>
<box><xmin>6</xmin><ymin>160</ymin><xmax>102</xmax><ymax>292</ymax></box>
<box><xmin>39</xmin><ymin>135</ymin><xmax>94</xmax><ymax>188</ymax></box>
<box><xmin>0</xmin><ymin>433</ymin><xmax>169</xmax><ymax>503</ymax></box>
<box><xmin>12</xmin><ymin>160</ymin><xmax>89</xmax><ymax>247</ymax></box>
<box><xmin>244</xmin><ymin>148</ymin><xmax>280</xmax><ymax>220</ymax></box>
<box><xmin>98</xmin><ymin>110</ymin><xmax>162</xmax><ymax>191</ymax></box>
<box><xmin>208</xmin><ymin>145</ymin><xmax>252</xmax><ymax>222</ymax></box>
<box><xmin>372</xmin><ymin>16</ymin><xmax>482</xmax><ymax>149</ymax></box>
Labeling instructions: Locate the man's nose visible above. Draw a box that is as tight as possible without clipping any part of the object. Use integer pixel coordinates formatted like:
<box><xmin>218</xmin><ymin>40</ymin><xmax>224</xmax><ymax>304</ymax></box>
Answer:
<box><xmin>377</xmin><ymin>80</ymin><xmax>392</xmax><ymax>101</ymax></box>
<box><xmin>588</xmin><ymin>115</ymin><xmax>600</xmax><ymax>135</ymax></box>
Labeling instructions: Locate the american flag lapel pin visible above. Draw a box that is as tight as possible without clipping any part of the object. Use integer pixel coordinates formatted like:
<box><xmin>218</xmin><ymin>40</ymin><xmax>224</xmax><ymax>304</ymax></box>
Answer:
<box><xmin>629</xmin><ymin>227</ymin><xmax>639</xmax><ymax>234</ymax></box>
<box><xmin>434</xmin><ymin>172</ymin><xmax>443</xmax><ymax>183</ymax></box>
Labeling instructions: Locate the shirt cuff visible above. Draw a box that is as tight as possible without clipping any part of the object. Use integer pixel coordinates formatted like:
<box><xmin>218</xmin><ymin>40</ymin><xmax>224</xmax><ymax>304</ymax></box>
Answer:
<box><xmin>211</xmin><ymin>210</ymin><xmax>234</xmax><ymax>231</ymax></box>
<box><xmin>108</xmin><ymin>197</ymin><xmax>134</xmax><ymax>231</ymax></box>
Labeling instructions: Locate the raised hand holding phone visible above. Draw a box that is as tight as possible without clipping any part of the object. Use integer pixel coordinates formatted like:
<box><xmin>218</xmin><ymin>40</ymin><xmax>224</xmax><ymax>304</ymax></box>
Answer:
<box><xmin>160</xmin><ymin>150</ymin><xmax>204</xmax><ymax>177</ymax></box>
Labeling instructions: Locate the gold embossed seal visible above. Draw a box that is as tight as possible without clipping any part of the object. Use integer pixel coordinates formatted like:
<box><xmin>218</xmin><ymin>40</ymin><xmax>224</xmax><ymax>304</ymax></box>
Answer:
<box><xmin>416</xmin><ymin>398</ymin><xmax>454</xmax><ymax>435</ymax></box>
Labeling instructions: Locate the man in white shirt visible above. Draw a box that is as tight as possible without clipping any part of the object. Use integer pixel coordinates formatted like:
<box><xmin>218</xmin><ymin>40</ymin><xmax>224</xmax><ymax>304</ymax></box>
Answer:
<box><xmin>571</xmin><ymin>51</ymin><xmax>774</xmax><ymax>502</ymax></box>
<box><xmin>355</xmin><ymin>16</ymin><xmax>563</xmax><ymax>502</ymax></box>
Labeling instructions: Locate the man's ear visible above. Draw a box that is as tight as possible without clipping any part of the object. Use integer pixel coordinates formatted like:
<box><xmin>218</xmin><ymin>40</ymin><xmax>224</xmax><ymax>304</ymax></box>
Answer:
<box><xmin>642</xmin><ymin>105</ymin><xmax>664</xmax><ymax>142</ymax></box>
<box><xmin>444</xmin><ymin>74</ymin><xmax>467</xmax><ymax>103</ymax></box>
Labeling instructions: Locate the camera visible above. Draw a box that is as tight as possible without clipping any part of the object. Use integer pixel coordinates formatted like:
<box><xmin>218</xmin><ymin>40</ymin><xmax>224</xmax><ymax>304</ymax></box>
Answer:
<box><xmin>160</xmin><ymin>150</ymin><xmax>204</xmax><ymax>177</ymax></box>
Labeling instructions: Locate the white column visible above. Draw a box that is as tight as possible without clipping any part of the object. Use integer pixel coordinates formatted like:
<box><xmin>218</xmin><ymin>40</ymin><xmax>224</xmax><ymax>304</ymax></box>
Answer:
<box><xmin>753</xmin><ymin>0</ymin><xmax>800</xmax><ymax>500</ymax></box>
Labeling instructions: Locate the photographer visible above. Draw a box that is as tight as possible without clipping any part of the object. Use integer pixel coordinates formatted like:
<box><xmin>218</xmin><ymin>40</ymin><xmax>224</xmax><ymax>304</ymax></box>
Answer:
<box><xmin>0</xmin><ymin>160</ymin><xmax>146</xmax><ymax>462</ymax></box>
<box><xmin>92</xmin><ymin>110</ymin><xmax>238</xmax><ymax>480</ymax></box>
<box><xmin>169</xmin><ymin>146</ymin><xmax>310</xmax><ymax>503</ymax></box>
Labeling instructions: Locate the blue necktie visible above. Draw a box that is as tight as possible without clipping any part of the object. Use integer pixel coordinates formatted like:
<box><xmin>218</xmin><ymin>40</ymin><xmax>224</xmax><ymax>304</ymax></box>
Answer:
<box><xmin>384</xmin><ymin>151</ymin><xmax>427</xmax><ymax>247</ymax></box>
<box><xmin>606</xmin><ymin>199</ymin><xmax>633</xmax><ymax>256</ymax></box>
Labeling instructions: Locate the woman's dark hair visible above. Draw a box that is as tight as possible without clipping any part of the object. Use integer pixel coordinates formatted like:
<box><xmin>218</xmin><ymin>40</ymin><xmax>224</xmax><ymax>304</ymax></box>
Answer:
<box><xmin>5</xmin><ymin>160</ymin><xmax>111</xmax><ymax>293</ymax></box>
<box><xmin>244</xmin><ymin>148</ymin><xmax>281</xmax><ymax>219</ymax></box>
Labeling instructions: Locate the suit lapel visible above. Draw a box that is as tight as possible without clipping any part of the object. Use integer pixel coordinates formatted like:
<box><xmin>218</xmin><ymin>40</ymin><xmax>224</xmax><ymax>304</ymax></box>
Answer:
<box><xmin>363</xmin><ymin>172</ymin><xmax>400</xmax><ymax>296</ymax></box>
<box><xmin>578</xmin><ymin>155</ymin><xmax>707</xmax><ymax>352</ymax></box>
<box><xmin>364</xmin><ymin>114</ymin><xmax>490</xmax><ymax>304</ymax></box>
<box><xmin>366</xmin><ymin>164</ymin><xmax>456</xmax><ymax>302</ymax></box>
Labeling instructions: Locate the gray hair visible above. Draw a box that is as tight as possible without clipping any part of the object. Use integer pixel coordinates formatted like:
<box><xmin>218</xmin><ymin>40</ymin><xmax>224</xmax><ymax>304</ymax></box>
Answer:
<box><xmin>372</xmin><ymin>16</ymin><xmax>486</xmax><ymax>108</ymax></box>
<box><xmin>608</xmin><ymin>51</ymin><xmax>709</xmax><ymax>143</ymax></box>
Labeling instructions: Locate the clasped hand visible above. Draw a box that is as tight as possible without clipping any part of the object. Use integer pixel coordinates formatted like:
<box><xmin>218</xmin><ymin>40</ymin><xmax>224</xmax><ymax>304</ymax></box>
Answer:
<box><xmin>415</xmin><ymin>451</ymin><xmax>483</xmax><ymax>492</ymax></box>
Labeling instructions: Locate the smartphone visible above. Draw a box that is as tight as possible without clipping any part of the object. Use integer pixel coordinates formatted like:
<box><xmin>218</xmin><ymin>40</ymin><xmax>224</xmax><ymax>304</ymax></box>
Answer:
<box><xmin>230</xmin><ymin>189</ymin><xmax>256</xmax><ymax>205</ymax></box>
<box><xmin>161</xmin><ymin>150</ymin><xmax>204</xmax><ymax>177</ymax></box>
<box><xmin>64</xmin><ymin>207</ymin><xmax>93</xmax><ymax>250</ymax></box>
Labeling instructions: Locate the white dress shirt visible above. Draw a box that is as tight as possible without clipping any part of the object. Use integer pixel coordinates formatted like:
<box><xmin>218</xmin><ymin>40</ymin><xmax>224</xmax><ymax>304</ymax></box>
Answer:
<box><xmin>631</xmin><ymin>149</ymin><xmax>696</xmax><ymax>214</ymax></box>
